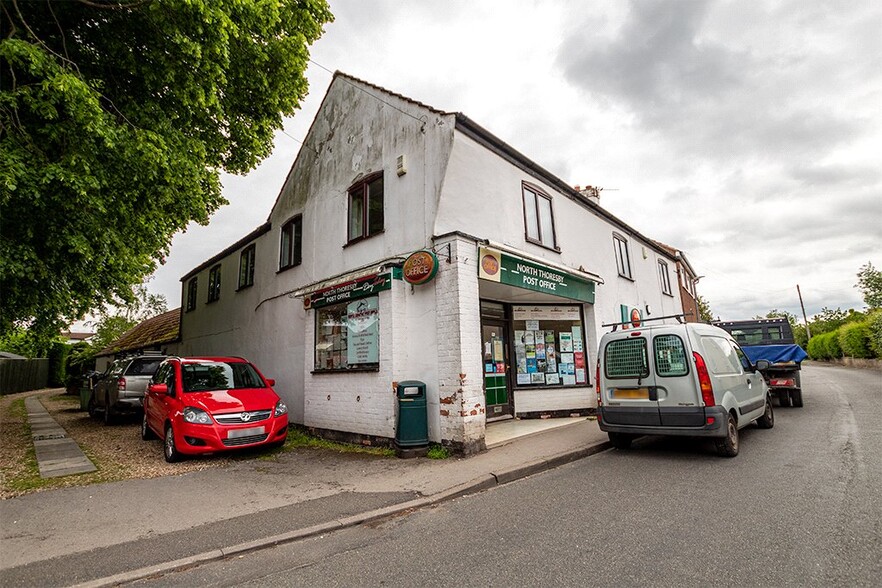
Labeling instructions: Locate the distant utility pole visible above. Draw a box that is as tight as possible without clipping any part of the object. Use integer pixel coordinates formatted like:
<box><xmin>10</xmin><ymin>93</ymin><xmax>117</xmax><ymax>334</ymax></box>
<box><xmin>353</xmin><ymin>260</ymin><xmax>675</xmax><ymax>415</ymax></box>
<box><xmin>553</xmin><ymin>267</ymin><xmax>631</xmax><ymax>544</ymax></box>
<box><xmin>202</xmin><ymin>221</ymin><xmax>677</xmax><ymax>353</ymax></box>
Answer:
<box><xmin>797</xmin><ymin>284</ymin><xmax>811</xmax><ymax>340</ymax></box>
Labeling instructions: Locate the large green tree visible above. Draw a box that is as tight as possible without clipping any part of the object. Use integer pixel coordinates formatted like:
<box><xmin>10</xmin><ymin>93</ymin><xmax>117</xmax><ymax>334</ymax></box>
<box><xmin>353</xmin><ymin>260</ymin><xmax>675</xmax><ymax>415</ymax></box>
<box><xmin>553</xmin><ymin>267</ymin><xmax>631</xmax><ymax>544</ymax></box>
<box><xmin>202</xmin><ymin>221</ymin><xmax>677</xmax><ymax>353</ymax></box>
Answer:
<box><xmin>1</xmin><ymin>0</ymin><xmax>332</xmax><ymax>339</ymax></box>
<box><xmin>856</xmin><ymin>261</ymin><xmax>882</xmax><ymax>309</ymax></box>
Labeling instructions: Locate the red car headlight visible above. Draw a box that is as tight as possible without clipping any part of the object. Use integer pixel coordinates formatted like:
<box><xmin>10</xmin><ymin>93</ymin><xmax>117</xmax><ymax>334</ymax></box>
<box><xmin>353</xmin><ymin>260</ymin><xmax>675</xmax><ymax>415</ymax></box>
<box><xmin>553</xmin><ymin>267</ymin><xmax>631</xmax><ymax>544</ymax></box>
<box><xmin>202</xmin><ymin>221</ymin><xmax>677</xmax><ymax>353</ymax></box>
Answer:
<box><xmin>183</xmin><ymin>407</ymin><xmax>212</xmax><ymax>425</ymax></box>
<box><xmin>274</xmin><ymin>401</ymin><xmax>288</xmax><ymax>417</ymax></box>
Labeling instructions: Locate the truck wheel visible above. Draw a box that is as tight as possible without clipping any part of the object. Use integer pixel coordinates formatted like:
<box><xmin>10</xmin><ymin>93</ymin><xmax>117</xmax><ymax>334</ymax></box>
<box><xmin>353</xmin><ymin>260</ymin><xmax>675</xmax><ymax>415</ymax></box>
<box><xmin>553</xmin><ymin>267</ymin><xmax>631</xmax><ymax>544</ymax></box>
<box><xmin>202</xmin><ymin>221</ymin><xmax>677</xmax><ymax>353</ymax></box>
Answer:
<box><xmin>103</xmin><ymin>395</ymin><xmax>114</xmax><ymax>425</ymax></box>
<box><xmin>791</xmin><ymin>389</ymin><xmax>804</xmax><ymax>407</ymax></box>
<box><xmin>756</xmin><ymin>397</ymin><xmax>775</xmax><ymax>429</ymax></box>
<box><xmin>608</xmin><ymin>432</ymin><xmax>633</xmax><ymax>450</ymax></box>
<box><xmin>778</xmin><ymin>391</ymin><xmax>791</xmax><ymax>408</ymax></box>
<box><xmin>715</xmin><ymin>414</ymin><xmax>739</xmax><ymax>457</ymax></box>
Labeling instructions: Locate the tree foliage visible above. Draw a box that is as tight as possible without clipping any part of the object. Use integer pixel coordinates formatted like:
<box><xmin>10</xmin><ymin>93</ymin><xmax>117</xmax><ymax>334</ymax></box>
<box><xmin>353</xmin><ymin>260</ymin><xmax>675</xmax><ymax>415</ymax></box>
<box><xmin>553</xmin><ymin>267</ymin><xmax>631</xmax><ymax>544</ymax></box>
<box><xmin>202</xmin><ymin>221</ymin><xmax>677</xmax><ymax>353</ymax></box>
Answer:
<box><xmin>0</xmin><ymin>0</ymin><xmax>332</xmax><ymax>340</ymax></box>
<box><xmin>696</xmin><ymin>295</ymin><xmax>714</xmax><ymax>323</ymax></box>
<box><xmin>856</xmin><ymin>261</ymin><xmax>882</xmax><ymax>309</ymax></box>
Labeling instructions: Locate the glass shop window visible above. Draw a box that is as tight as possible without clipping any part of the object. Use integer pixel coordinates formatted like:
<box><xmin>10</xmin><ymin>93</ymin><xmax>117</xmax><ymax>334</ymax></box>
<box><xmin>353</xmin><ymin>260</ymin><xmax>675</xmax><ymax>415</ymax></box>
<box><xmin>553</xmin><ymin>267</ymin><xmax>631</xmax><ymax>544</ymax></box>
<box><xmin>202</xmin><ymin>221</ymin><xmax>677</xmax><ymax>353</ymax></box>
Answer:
<box><xmin>314</xmin><ymin>296</ymin><xmax>380</xmax><ymax>371</ymax></box>
<box><xmin>511</xmin><ymin>304</ymin><xmax>589</xmax><ymax>387</ymax></box>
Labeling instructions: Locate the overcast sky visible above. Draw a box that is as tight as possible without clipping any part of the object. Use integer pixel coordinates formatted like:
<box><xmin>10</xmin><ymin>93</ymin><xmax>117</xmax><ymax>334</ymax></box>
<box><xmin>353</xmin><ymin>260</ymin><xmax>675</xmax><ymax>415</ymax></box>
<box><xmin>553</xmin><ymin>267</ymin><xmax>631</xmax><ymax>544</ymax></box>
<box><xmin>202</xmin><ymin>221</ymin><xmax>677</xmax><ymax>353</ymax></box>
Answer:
<box><xmin>147</xmin><ymin>0</ymin><xmax>881</xmax><ymax>322</ymax></box>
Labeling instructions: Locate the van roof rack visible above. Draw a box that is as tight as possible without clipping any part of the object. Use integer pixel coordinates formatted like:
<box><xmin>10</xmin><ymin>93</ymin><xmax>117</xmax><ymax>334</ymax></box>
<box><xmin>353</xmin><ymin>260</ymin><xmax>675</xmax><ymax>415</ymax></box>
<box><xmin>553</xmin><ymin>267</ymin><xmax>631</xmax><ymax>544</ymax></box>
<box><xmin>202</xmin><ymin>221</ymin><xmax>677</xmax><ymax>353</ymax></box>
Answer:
<box><xmin>601</xmin><ymin>313</ymin><xmax>693</xmax><ymax>331</ymax></box>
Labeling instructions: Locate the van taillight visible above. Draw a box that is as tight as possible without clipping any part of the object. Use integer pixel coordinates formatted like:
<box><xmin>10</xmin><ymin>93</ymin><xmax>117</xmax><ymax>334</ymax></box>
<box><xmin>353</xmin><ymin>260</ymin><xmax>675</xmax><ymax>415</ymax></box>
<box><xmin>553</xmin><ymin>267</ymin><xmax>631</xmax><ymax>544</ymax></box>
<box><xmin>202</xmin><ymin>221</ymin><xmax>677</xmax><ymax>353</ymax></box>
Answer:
<box><xmin>118</xmin><ymin>377</ymin><xmax>127</xmax><ymax>391</ymax></box>
<box><xmin>693</xmin><ymin>352</ymin><xmax>714</xmax><ymax>407</ymax></box>
<box><xmin>595</xmin><ymin>362</ymin><xmax>602</xmax><ymax>407</ymax></box>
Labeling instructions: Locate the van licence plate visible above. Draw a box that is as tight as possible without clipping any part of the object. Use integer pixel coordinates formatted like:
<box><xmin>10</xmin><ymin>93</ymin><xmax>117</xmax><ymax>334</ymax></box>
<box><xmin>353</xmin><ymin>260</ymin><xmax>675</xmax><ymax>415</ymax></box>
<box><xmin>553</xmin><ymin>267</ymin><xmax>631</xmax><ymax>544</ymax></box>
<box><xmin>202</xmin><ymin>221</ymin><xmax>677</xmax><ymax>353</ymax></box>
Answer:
<box><xmin>227</xmin><ymin>426</ymin><xmax>265</xmax><ymax>439</ymax></box>
<box><xmin>612</xmin><ymin>388</ymin><xmax>650</xmax><ymax>399</ymax></box>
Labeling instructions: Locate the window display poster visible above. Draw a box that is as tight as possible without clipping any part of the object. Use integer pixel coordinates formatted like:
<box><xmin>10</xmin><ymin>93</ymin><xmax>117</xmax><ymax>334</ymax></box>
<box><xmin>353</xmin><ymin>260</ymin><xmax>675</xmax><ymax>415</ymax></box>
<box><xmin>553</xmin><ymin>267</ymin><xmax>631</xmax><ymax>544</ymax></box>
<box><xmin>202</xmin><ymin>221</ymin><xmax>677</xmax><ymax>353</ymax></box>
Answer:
<box><xmin>559</xmin><ymin>332</ymin><xmax>573</xmax><ymax>352</ymax></box>
<box><xmin>346</xmin><ymin>298</ymin><xmax>379</xmax><ymax>364</ymax></box>
<box><xmin>562</xmin><ymin>374</ymin><xmax>576</xmax><ymax>385</ymax></box>
<box><xmin>575</xmin><ymin>369</ymin><xmax>587</xmax><ymax>384</ymax></box>
<box><xmin>531</xmin><ymin>372</ymin><xmax>545</xmax><ymax>384</ymax></box>
<box><xmin>560</xmin><ymin>352</ymin><xmax>575</xmax><ymax>365</ymax></box>
<box><xmin>535</xmin><ymin>342</ymin><xmax>546</xmax><ymax>359</ymax></box>
<box><xmin>517</xmin><ymin>373</ymin><xmax>531</xmax><ymax>385</ymax></box>
<box><xmin>546</xmin><ymin>358</ymin><xmax>557</xmax><ymax>373</ymax></box>
<box><xmin>545</xmin><ymin>331</ymin><xmax>556</xmax><ymax>344</ymax></box>
<box><xmin>525</xmin><ymin>320</ymin><xmax>540</xmax><ymax>331</ymax></box>
<box><xmin>572</xmin><ymin>327</ymin><xmax>583</xmax><ymax>351</ymax></box>
<box><xmin>526</xmin><ymin>358</ymin><xmax>538</xmax><ymax>373</ymax></box>
<box><xmin>545</xmin><ymin>373</ymin><xmax>560</xmax><ymax>385</ymax></box>
<box><xmin>574</xmin><ymin>351</ymin><xmax>585</xmax><ymax>369</ymax></box>
<box><xmin>524</xmin><ymin>331</ymin><xmax>535</xmax><ymax>344</ymax></box>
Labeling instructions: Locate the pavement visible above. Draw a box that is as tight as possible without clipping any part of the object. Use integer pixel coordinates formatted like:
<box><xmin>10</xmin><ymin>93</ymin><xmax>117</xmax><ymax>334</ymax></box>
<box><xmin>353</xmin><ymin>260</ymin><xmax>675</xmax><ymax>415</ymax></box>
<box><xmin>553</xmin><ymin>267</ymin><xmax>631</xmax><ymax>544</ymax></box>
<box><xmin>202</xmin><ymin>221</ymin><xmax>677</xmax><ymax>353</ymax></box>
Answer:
<box><xmin>23</xmin><ymin>396</ymin><xmax>96</xmax><ymax>478</ymax></box>
<box><xmin>0</xmin><ymin>406</ymin><xmax>611</xmax><ymax>588</ymax></box>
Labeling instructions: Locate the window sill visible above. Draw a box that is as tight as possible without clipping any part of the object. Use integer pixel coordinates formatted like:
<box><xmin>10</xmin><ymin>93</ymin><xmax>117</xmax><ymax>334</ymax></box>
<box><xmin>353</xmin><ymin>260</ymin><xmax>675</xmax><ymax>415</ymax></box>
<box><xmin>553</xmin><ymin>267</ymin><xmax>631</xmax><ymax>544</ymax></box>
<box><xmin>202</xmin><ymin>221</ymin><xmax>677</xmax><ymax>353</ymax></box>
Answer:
<box><xmin>513</xmin><ymin>383</ymin><xmax>592</xmax><ymax>391</ymax></box>
<box><xmin>206</xmin><ymin>299</ymin><xmax>220</xmax><ymax>305</ymax></box>
<box><xmin>663</xmin><ymin>291</ymin><xmax>674</xmax><ymax>298</ymax></box>
<box><xmin>343</xmin><ymin>230</ymin><xmax>385</xmax><ymax>249</ymax></box>
<box><xmin>311</xmin><ymin>366</ymin><xmax>380</xmax><ymax>374</ymax></box>
<box><xmin>618</xmin><ymin>274</ymin><xmax>635</xmax><ymax>282</ymax></box>
<box><xmin>236</xmin><ymin>284</ymin><xmax>254</xmax><ymax>292</ymax></box>
<box><xmin>276</xmin><ymin>262</ymin><xmax>301</xmax><ymax>275</ymax></box>
<box><xmin>525</xmin><ymin>237</ymin><xmax>561</xmax><ymax>253</ymax></box>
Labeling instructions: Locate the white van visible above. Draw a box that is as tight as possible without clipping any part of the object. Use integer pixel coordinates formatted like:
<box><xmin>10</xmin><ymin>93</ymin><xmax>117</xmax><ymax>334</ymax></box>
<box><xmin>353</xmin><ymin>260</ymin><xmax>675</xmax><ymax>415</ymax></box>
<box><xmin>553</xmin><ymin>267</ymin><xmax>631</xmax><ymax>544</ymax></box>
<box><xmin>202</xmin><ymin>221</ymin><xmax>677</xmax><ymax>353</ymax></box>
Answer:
<box><xmin>596</xmin><ymin>321</ymin><xmax>774</xmax><ymax>457</ymax></box>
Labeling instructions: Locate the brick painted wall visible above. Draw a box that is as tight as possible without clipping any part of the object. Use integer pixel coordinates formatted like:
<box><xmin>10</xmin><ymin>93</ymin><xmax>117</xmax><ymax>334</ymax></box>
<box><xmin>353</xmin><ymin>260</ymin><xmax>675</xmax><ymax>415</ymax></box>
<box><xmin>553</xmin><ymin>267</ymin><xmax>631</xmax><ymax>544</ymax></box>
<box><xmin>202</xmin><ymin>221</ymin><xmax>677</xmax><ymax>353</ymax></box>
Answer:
<box><xmin>433</xmin><ymin>235</ymin><xmax>486</xmax><ymax>453</ymax></box>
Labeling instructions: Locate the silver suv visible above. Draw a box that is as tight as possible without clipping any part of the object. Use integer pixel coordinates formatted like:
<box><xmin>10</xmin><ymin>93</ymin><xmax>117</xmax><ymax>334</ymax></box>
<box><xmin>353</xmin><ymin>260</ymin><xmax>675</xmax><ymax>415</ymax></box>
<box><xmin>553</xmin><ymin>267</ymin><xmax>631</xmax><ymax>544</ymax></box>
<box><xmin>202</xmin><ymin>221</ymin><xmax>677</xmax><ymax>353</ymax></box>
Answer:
<box><xmin>597</xmin><ymin>322</ymin><xmax>774</xmax><ymax>457</ymax></box>
<box><xmin>89</xmin><ymin>355</ymin><xmax>166</xmax><ymax>425</ymax></box>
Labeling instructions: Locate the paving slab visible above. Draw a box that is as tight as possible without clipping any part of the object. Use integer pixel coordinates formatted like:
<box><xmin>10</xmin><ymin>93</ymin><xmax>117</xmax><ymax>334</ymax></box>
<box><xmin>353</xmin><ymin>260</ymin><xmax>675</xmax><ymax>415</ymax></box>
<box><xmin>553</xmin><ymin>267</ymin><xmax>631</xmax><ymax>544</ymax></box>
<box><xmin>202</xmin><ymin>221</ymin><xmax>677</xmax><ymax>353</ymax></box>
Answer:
<box><xmin>24</xmin><ymin>396</ymin><xmax>96</xmax><ymax>478</ymax></box>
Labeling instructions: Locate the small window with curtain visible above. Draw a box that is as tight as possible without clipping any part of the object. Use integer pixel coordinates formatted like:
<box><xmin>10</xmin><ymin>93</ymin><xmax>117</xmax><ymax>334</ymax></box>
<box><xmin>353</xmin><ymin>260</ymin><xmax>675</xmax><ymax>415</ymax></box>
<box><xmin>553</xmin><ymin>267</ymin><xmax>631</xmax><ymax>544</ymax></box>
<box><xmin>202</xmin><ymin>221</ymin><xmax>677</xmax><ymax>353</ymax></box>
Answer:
<box><xmin>207</xmin><ymin>265</ymin><xmax>221</xmax><ymax>303</ymax></box>
<box><xmin>347</xmin><ymin>173</ymin><xmax>384</xmax><ymax>243</ymax></box>
<box><xmin>238</xmin><ymin>244</ymin><xmax>256</xmax><ymax>290</ymax></box>
<box><xmin>658</xmin><ymin>260</ymin><xmax>672</xmax><ymax>295</ymax></box>
<box><xmin>279</xmin><ymin>215</ymin><xmax>302</xmax><ymax>271</ymax></box>
<box><xmin>186</xmin><ymin>277</ymin><xmax>198</xmax><ymax>312</ymax></box>
<box><xmin>613</xmin><ymin>234</ymin><xmax>632</xmax><ymax>279</ymax></box>
<box><xmin>522</xmin><ymin>183</ymin><xmax>558</xmax><ymax>250</ymax></box>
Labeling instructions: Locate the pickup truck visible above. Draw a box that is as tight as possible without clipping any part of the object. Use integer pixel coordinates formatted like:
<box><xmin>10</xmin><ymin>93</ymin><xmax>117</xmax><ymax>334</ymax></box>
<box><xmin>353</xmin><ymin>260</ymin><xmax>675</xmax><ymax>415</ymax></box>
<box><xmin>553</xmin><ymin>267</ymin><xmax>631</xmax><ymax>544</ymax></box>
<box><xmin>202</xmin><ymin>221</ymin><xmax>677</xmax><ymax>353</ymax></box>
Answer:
<box><xmin>713</xmin><ymin>318</ymin><xmax>808</xmax><ymax>407</ymax></box>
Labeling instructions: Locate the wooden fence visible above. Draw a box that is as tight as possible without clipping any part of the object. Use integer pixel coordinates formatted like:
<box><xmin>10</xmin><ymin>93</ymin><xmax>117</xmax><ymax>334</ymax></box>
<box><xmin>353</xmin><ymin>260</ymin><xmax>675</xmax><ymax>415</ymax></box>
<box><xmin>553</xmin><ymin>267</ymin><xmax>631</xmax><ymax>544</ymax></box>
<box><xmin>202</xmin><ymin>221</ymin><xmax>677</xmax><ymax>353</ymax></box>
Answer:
<box><xmin>0</xmin><ymin>358</ymin><xmax>49</xmax><ymax>394</ymax></box>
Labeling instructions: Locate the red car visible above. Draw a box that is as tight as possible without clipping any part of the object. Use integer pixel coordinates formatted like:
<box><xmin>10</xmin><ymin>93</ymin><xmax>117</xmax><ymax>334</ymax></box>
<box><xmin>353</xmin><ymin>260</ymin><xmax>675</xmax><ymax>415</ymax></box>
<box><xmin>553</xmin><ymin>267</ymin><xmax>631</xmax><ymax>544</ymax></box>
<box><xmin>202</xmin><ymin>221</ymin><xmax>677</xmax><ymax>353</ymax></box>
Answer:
<box><xmin>142</xmin><ymin>357</ymin><xmax>288</xmax><ymax>462</ymax></box>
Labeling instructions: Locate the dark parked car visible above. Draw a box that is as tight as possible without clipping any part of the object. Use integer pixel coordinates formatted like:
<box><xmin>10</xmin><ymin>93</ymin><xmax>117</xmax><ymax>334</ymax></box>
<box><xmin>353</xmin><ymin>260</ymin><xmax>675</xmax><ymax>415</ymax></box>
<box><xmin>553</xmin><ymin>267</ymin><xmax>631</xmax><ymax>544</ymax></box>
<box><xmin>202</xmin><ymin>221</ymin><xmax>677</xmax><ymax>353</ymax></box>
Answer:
<box><xmin>89</xmin><ymin>355</ymin><xmax>166</xmax><ymax>424</ymax></box>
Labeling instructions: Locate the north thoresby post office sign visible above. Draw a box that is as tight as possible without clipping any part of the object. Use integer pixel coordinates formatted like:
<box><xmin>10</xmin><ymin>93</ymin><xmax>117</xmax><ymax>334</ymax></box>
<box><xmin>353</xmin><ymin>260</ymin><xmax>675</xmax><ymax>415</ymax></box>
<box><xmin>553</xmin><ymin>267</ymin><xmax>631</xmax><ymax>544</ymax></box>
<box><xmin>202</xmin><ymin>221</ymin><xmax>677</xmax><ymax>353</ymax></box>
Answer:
<box><xmin>478</xmin><ymin>247</ymin><xmax>595</xmax><ymax>304</ymax></box>
<box><xmin>303</xmin><ymin>272</ymin><xmax>394</xmax><ymax>310</ymax></box>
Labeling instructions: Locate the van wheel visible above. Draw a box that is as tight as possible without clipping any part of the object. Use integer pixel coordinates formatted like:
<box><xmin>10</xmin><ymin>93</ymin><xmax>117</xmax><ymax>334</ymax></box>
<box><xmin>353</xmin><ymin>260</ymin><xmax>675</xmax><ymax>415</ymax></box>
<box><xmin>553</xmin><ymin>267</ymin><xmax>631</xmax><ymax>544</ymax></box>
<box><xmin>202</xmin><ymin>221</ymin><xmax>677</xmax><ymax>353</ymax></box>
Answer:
<box><xmin>164</xmin><ymin>424</ymin><xmax>182</xmax><ymax>463</ymax></box>
<box><xmin>608</xmin><ymin>432</ymin><xmax>633</xmax><ymax>450</ymax></box>
<box><xmin>756</xmin><ymin>397</ymin><xmax>774</xmax><ymax>429</ymax></box>
<box><xmin>716</xmin><ymin>414</ymin><xmax>739</xmax><ymax>457</ymax></box>
<box><xmin>791</xmin><ymin>389</ymin><xmax>803</xmax><ymax>407</ymax></box>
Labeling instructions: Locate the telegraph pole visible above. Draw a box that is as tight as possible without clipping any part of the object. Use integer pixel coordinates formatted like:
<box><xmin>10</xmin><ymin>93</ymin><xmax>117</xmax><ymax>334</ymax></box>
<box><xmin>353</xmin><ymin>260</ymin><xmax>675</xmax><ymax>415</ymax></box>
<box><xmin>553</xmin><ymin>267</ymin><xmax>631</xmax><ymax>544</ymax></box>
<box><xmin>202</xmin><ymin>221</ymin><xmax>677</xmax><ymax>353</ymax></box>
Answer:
<box><xmin>797</xmin><ymin>284</ymin><xmax>811</xmax><ymax>340</ymax></box>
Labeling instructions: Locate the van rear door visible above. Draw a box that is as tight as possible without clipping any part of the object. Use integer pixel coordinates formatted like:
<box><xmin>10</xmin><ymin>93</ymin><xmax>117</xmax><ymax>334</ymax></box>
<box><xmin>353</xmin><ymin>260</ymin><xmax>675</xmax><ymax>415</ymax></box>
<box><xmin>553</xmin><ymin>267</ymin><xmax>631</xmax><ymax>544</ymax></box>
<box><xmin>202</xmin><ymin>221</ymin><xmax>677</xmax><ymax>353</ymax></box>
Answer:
<box><xmin>601</xmin><ymin>334</ymin><xmax>660</xmax><ymax>426</ymax></box>
<box><xmin>652</xmin><ymin>333</ymin><xmax>705</xmax><ymax>426</ymax></box>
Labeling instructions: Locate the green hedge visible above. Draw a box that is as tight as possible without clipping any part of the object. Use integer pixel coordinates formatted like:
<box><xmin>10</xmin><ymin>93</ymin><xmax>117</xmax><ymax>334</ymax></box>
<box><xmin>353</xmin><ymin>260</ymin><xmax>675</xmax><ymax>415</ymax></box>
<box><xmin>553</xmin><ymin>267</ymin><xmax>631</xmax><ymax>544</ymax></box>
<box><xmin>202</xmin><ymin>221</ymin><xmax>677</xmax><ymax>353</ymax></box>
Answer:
<box><xmin>838</xmin><ymin>322</ymin><xmax>873</xmax><ymax>358</ymax></box>
<box><xmin>868</xmin><ymin>311</ymin><xmax>882</xmax><ymax>357</ymax></box>
<box><xmin>807</xmin><ymin>331</ymin><xmax>842</xmax><ymax>360</ymax></box>
<box><xmin>808</xmin><ymin>316</ymin><xmax>880</xmax><ymax>360</ymax></box>
<box><xmin>46</xmin><ymin>342</ymin><xmax>70</xmax><ymax>387</ymax></box>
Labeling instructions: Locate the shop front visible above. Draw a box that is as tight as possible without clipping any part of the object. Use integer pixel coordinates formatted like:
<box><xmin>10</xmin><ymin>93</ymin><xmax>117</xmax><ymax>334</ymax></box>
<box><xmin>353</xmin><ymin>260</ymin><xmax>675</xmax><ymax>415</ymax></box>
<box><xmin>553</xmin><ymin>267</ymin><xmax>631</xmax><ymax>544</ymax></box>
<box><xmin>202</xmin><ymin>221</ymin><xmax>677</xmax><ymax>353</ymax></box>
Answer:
<box><xmin>477</xmin><ymin>247</ymin><xmax>599</xmax><ymax>419</ymax></box>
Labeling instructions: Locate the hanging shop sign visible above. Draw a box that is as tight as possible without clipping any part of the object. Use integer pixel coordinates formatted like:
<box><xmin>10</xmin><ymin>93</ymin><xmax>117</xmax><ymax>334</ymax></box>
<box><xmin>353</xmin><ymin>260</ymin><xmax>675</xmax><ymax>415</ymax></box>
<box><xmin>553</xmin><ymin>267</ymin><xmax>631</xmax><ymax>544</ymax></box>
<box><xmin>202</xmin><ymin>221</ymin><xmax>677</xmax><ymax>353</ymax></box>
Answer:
<box><xmin>619</xmin><ymin>304</ymin><xmax>643</xmax><ymax>329</ymax></box>
<box><xmin>478</xmin><ymin>247</ymin><xmax>595</xmax><ymax>304</ymax></box>
<box><xmin>304</xmin><ymin>272</ymin><xmax>393</xmax><ymax>310</ymax></box>
<box><xmin>402</xmin><ymin>250</ymin><xmax>439</xmax><ymax>285</ymax></box>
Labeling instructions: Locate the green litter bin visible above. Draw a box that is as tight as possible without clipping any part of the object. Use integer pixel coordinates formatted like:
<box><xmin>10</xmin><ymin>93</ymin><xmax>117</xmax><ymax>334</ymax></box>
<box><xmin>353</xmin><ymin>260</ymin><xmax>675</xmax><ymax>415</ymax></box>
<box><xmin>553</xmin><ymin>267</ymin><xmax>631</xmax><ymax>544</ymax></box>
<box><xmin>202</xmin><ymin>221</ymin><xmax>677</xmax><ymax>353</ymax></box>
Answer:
<box><xmin>395</xmin><ymin>380</ymin><xmax>428</xmax><ymax>457</ymax></box>
<box><xmin>79</xmin><ymin>379</ymin><xmax>91</xmax><ymax>411</ymax></box>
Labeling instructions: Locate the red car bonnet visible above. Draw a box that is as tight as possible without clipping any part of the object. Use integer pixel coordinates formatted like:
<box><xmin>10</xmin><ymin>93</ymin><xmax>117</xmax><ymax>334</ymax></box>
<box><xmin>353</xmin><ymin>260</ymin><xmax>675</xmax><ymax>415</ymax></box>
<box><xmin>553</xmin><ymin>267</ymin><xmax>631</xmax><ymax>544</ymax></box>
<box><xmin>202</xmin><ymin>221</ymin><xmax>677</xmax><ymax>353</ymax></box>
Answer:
<box><xmin>182</xmin><ymin>387</ymin><xmax>280</xmax><ymax>413</ymax></box>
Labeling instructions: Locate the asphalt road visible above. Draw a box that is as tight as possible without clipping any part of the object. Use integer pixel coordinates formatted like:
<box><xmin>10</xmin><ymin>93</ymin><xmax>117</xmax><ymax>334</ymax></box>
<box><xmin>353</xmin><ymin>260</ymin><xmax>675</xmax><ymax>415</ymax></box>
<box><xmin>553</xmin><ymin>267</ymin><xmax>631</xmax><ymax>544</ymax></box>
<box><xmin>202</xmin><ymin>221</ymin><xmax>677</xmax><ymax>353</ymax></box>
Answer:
<box><xmin>131</xmin><ymin>364</ymin><xmax>881</xmax><ymax>588</ymax></box>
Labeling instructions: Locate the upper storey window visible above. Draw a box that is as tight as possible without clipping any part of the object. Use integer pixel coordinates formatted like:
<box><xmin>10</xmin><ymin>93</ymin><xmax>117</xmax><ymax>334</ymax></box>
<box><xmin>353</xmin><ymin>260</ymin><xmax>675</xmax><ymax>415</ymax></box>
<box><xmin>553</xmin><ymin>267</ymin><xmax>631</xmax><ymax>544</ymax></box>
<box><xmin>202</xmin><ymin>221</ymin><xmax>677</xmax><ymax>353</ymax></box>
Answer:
<box><xmin>522</xmin><ymin>183</ymin><xmax>558</xmax><ymax>250</ymax></box>
<box><xmin>613</xmin><ymin>234</ymin><xmax>632</xmax><ymax>280</ymax></box>
<box><xmin>279</xmin><ymin>215</ymin><xmax>302</xmax><ymax>271</ymax></box>
<box><xmin>347</xmin><ymin>173</ymin><xmax>384</xmax><ymax>244</ymax></box>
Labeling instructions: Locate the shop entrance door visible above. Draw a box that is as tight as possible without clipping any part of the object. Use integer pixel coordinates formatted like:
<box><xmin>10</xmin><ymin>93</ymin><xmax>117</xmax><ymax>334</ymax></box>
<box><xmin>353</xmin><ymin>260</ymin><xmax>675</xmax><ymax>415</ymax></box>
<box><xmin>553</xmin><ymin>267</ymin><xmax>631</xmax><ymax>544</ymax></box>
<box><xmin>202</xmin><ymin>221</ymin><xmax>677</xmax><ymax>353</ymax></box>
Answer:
<box><xmin>482</xmin><ymin>320</ymin><xmax>513</xmax><ymax>419</ymax></box>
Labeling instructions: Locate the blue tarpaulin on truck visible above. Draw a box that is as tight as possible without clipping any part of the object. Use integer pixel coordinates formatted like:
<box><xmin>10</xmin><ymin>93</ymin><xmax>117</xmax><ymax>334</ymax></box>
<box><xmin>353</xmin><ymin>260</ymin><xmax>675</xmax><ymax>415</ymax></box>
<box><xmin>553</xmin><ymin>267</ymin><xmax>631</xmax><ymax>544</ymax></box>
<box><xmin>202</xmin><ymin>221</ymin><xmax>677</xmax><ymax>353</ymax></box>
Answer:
<box><xmin>742</xmin><ymin>344</ymin><xmax>808</xmax><ymax>365</ymax></box>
